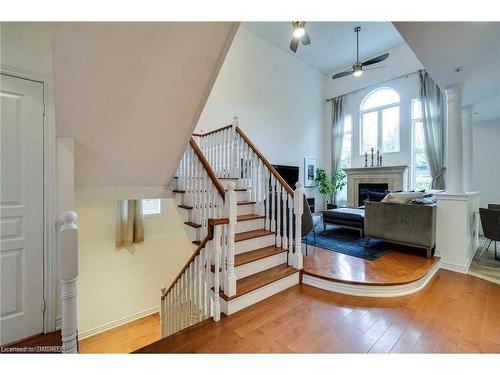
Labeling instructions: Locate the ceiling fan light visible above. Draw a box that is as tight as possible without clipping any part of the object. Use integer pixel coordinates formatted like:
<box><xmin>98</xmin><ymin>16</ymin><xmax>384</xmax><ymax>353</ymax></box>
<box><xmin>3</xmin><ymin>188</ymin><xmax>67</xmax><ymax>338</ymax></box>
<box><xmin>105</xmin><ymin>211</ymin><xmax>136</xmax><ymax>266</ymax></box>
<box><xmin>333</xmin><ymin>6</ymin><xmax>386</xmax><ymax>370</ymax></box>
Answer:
<box><xmin>353</xmin><ymin>64</ymin><xmax>363</xmax><ymax>77</ymax></box>
<box><xmin>293</xmin><ymin>27</ymin><xmax>305</xmax><ymax>39</ymax></box>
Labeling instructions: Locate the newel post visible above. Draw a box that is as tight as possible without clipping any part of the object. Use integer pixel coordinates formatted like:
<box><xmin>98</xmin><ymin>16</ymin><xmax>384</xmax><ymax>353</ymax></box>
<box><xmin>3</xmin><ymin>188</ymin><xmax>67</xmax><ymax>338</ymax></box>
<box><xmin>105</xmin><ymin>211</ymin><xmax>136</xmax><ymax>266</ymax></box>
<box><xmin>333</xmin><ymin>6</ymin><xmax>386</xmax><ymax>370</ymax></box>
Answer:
<box><xmin>60</xmin><ymin>211</ymin><xmax>79</xmax><ymax>353</ymax></box>
<box><xmin>212</xmin><ymin>224</ymin><xmax>222</xmax><ymax>322</ymax></box>
<box><xmin>230</xmin><ymin>116</ymin><xmax>239</xmax><ymax>178</ymax></box>
<box><xmin>224</xmin><ymin>182</ymin><xmax>237</xmax><ymax>297</ymax></box>
<box><xmin>293</xmin><ymin>182</ymin><xmax>304</xmax><ymax>270</ymax></box>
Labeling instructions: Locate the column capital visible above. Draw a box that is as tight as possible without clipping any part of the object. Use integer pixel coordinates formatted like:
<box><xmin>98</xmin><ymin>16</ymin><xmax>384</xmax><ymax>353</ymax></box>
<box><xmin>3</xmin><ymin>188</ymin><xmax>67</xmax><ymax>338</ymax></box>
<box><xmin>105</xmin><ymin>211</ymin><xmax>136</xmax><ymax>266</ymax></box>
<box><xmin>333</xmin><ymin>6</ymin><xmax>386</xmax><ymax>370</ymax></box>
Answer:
<box><xmin>445</xmin><ymin>83</ymin><xmax>464</xmax><ymax>103</ymax></box>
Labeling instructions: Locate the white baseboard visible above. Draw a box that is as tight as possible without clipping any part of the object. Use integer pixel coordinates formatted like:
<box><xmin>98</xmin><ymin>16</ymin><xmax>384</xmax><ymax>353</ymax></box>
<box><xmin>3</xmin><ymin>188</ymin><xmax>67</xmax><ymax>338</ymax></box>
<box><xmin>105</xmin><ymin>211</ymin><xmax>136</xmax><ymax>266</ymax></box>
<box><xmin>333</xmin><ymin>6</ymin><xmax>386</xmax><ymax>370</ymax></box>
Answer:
<box><xmin>78</xmin><ymin>306</ymin><xmax>159</xmax><ymax>340</ymax></box>
<box><xmin>439</xmin><ymin>249</ymin><xmax>476</xmax><ymax>274</ymax></box>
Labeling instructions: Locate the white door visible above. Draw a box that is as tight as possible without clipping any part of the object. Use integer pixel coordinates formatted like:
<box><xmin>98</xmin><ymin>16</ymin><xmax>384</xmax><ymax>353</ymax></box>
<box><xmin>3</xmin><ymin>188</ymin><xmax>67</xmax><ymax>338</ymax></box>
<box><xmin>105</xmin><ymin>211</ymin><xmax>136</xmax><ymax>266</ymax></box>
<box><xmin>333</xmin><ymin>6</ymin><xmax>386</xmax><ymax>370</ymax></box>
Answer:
<box><xmin>0</xmin><ymin>73</ymin><xmax>45</xmax><ymax>345</ymax></box>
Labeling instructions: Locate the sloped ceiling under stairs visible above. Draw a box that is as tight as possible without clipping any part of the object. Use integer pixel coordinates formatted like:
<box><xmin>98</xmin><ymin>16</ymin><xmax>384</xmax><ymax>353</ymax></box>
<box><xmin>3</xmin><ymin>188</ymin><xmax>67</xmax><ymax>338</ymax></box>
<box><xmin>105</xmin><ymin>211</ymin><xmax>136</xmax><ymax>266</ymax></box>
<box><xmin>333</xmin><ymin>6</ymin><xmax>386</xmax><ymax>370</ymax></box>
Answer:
<box><xmin>52</xmin><ymin>22</ymin><xmax>238</xmax><ymax>200</ymax></box>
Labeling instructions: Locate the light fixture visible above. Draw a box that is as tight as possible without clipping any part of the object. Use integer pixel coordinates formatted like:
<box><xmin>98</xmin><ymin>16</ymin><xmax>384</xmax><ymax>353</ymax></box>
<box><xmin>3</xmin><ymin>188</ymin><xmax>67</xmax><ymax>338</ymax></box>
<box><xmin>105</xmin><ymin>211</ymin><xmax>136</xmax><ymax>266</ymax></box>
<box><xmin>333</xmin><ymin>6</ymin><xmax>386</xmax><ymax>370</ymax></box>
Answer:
<box><xmin>293</xmin><ymin>25</ymin><xmax>306</xmax><ymax>39</ymax></box>
<box><xmin>353</xmin><ymin>63</ymin><xmax>363</xmax><ymax>77</ymax></box>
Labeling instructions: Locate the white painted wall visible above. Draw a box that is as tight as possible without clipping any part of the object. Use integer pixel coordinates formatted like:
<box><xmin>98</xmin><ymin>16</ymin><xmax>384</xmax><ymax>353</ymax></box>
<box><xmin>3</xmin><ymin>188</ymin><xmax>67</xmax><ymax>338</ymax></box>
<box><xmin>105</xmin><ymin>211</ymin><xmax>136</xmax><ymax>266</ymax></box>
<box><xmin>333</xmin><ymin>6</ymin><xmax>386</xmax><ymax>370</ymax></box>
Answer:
<box><xmin>196</xmin><ymin>26</ymin><xmax>326</xmax><ymax>208</ymax></box>
<box><xmin>0</xmin><ymin>22</ymin><xmax>53</xmax><ymax>76</ymax></box>
<box><xmin>76</xmin><ymin>199</ymin><xmax>193</xmax><ymax>338</ymax></box>
<box><xmin>473</xmin><ymin>120</ymin><xmax>500</xmax><ymax>207</ymax></box>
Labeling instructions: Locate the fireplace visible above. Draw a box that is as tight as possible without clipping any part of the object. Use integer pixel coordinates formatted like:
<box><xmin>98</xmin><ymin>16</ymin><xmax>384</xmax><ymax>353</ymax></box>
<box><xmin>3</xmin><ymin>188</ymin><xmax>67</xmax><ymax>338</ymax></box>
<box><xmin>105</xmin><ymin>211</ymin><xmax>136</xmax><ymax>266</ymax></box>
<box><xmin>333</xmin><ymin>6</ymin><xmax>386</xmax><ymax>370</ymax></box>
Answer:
<box><xmin>358</xmin><ymin>183</ymin><xmax>389</xmax><ymax>206</ymax></box>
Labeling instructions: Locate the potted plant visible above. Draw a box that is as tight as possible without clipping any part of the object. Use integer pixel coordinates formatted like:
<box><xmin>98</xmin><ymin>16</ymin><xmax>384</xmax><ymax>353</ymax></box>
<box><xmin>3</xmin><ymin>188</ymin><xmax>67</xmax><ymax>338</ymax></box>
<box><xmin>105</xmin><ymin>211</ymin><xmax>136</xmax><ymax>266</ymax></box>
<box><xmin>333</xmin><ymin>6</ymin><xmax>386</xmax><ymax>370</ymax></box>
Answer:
<box><xmin>314</xmin><ymin>168</ymin><xmax>346</xmax><ymax>210</ymax></box>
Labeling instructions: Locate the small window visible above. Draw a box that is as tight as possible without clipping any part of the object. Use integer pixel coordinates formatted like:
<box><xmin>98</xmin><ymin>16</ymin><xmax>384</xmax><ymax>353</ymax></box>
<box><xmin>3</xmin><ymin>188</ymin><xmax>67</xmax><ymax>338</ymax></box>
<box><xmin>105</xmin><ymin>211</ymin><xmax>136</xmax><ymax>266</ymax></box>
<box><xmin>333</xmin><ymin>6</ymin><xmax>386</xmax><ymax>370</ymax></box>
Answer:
<box><xmin>142</xmin><ymin>199</ymin><xmax>161</xmax><ymax>216</ymax></box>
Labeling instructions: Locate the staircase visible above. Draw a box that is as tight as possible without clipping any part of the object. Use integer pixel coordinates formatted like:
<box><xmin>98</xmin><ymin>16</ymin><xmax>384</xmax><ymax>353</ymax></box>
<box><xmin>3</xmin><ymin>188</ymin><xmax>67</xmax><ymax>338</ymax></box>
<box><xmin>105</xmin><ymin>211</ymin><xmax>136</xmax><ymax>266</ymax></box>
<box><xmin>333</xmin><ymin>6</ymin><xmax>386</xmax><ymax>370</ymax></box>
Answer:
<box><xmin>160</xmin><ymin>118</ymin><xmax>304</xmax><ymax>339</ymax></box>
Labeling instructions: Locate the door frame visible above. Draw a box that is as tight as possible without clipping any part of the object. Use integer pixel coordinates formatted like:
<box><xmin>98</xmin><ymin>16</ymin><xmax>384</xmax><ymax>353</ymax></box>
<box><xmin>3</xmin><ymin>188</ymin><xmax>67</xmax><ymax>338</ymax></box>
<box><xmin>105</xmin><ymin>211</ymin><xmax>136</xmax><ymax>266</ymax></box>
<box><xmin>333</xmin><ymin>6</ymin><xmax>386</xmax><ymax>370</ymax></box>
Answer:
<box><xmin>1</xmin><ymin>65</ymin><xmax>58</xmax><ymax>334</ymax></box>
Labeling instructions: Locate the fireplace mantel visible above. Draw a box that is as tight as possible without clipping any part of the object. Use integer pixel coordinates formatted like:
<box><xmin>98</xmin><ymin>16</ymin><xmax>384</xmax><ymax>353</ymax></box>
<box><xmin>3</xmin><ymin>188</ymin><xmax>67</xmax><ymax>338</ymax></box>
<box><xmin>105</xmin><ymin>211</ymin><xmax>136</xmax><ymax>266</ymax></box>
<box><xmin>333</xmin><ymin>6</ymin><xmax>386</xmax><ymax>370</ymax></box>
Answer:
<box><xmin>343</xmin><ymin>165</ymin><xmax>409</xmax><ymax>207</ymax></box>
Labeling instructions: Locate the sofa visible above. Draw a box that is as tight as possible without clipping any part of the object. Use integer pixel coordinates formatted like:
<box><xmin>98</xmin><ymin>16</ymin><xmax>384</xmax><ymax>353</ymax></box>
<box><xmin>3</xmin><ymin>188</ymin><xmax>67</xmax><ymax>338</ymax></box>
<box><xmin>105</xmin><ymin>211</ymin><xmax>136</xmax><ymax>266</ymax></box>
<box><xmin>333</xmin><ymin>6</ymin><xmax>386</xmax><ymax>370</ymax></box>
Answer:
<box><xmin>364</xmin><ymin>200</ymin><xmax>437</xmax><ymax>258</ymax></box>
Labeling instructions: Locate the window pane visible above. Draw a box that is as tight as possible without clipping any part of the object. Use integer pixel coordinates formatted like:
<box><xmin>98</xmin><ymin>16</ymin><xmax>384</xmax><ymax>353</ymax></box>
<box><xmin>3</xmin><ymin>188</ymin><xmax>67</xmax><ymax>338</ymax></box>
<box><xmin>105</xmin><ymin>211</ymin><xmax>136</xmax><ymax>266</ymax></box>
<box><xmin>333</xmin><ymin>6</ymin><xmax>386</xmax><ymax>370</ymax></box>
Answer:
<box><xmin>382</xmin><ymin>106</ymin><xmax>400</xmax><ymax>153</ymax></box>
<box><xmin>142</xmin><ymin>199</ymin><xmax>161</xmax><ymax>216</ymax></box>
<box><xmin>340</xmin><ymin>115</ymin><xmax>352</xmax><ymax>169</ymax></box>
<box><xmin>361</xmin><ymin>88</ymin><xmax>400</xmax><ymax>111</ymax></box>
<box><xmin>361</xmin><ymin>111</ymin><xmax>378</xmax><ymax>154</ymax></box>
<box><xmin>412</xmin><ymin>99</ymin><xmax>422</xmax><ymax>120</ymax></box>
<box><xmin>415</xmin><ymin>121</ymin><xmax>425</xmax><ymax>151</ymax></box>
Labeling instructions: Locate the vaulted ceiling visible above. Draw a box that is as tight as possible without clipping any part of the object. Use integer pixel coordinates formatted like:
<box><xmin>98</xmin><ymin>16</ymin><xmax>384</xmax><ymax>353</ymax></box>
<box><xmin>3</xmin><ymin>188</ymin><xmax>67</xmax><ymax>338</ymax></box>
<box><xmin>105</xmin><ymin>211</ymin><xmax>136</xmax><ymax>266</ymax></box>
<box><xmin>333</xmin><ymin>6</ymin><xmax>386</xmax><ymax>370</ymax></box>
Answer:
<box><xmin>394</xmin><ymin>22</ymin><xmax>500</xmax><ymax>123</ymax></box>
<box><xmin>243</xmin><ymin>22</ymin><xmax>404</xmax><ymax>74</ymax></box>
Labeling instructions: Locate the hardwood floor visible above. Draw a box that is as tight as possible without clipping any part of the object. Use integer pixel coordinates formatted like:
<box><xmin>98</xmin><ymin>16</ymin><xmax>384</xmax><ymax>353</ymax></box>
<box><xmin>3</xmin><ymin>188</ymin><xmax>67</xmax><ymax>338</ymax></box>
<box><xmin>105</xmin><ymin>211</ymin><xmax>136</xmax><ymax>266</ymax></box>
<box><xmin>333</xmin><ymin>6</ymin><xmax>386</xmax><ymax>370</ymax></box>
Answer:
<box><xmin>303</xmin><ymin>245</ymin><xmax>438</xmax><ymax>285</ymax></box>
<box><xmin>78</xmin><ymin>314</ymin><xmax>160</xmax><ymax>354</ymax></box>
<box><xmin>136</xmin><ymin>270</ymin><xmax>500</xmax><ymax>353</ymax></box>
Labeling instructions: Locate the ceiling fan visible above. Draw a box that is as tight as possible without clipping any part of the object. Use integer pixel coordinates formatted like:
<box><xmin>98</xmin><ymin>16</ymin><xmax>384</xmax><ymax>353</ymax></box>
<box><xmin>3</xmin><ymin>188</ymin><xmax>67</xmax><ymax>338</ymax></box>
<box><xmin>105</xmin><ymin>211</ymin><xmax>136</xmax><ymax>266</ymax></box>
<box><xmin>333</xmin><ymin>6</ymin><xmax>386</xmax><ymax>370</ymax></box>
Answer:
<box><xmin>332</xmin><ymin>26</ymin><xmax>389</xmax><ymax>80</ymax></box>
<box><xmin>289</xmin><ymin>21</ymin><xmax>310</xmax><ymax>53</ymax></box>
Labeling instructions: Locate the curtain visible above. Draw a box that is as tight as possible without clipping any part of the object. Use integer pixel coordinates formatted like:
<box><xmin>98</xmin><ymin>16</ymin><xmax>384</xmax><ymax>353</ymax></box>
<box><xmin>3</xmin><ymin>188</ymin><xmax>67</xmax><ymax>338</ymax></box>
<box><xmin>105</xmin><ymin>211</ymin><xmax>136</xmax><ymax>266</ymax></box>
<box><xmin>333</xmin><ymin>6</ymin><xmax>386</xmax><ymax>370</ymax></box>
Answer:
<box><xmin>419</xmin><ymin>70</ymin><xmax>446</xmax><ymax>190</ymax></box>
<box><xmin>331</xmin><ymin>96</ymin><xmax>346</xmax><ymax>174</ymax></box>
<box><xmin>116</xmin><ymin>200</ymin><xmax>144</xmax><ymax>248</ymax></box>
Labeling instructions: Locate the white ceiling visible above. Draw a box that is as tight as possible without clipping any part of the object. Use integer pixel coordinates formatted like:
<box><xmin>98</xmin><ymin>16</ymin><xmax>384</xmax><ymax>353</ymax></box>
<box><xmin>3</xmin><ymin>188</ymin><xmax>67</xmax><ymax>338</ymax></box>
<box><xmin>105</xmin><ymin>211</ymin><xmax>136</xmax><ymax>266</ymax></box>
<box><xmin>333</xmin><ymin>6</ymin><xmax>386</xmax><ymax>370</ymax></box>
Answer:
<box><xmin>394</xmin><ymin>22</ymin><xmax>500</xmax><ymax>123</ymax></box>
<box><xmin>242</xmin><ymin>22</ymin><xmax>405</xmax><ymax>74</ymax></box>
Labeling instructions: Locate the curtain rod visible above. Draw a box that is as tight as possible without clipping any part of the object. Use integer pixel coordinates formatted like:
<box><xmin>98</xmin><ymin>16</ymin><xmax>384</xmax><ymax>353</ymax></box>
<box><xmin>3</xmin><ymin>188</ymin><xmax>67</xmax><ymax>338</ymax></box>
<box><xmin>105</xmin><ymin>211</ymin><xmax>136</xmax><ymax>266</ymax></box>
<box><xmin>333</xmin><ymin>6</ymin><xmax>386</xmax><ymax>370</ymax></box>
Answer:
<box><xmin>325</xmin><ymin>69</ymin><xmax>423</xmax><ymax>102</ymax></box>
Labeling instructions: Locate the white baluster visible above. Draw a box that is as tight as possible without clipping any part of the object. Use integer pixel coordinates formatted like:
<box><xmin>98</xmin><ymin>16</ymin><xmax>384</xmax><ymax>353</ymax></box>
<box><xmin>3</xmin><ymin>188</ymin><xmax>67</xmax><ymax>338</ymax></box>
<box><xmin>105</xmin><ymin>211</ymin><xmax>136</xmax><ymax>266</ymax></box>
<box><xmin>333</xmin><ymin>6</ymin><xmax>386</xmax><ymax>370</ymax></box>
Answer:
<box><xmin>288</xmin><ymin>194</ymin><xmax>294</xmax><ymax>266</ymax></box>
<box><xmin>265</xmin><ymin>170</ymin><xmax>271</xmax><ymax>230</ymax></box>
<box><xmin>276</xmin><ymin>183</ymin><xmax>282</xmax><ymax>248</ymax></box>
<box><xmin>293</xmin><ymin>182</ymin><xmax>304</xmax><ymax>269</ymax></box>
<box><xmin>224</xmin><ymin>183</ymin><xmax>237</xmax><ymax>296</ymax></box>
<box><xmin>212</xmin><ymin>225</ymin><xmax>221</xmax><ymax>321</ymax></box>
<box><xmin>60</xmin><ymin>211</ymin><xmax>78</xmax><ymax>354</ymax></box>
<box><xmin>231</xmin><ymin>117</ymin><xmax>239</xmax><ymax>178</ymax></box>
<box><xmin>204</xmin><ymin>246</ymin><xmax>211</xmax><ymax>318</ymax></box>
<box><xmin>271</xmin><ymin>175</ymin><xmax>276</xmax><ymax>232</ymax></box>
<box><xmin>282</xmin><ymin>187</ymin><xmax>288</xmax><ymax>250</ymax></box>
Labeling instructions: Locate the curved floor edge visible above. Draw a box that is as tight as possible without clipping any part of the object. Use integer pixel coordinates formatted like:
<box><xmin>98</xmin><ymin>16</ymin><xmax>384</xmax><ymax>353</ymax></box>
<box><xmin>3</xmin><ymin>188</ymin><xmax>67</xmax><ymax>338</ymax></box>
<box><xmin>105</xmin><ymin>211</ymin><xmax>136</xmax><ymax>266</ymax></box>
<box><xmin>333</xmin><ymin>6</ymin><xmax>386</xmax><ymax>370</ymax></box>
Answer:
<box><xmin>301</xmin><ymin>259</ymin><xmax>441</xmax><ymax>298</ymax></box>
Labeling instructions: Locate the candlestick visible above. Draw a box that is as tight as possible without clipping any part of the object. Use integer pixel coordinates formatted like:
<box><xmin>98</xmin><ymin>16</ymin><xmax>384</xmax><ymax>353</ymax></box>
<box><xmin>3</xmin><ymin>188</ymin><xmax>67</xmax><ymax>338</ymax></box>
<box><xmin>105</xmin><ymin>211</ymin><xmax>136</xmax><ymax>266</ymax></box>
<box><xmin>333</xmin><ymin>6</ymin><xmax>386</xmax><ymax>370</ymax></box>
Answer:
<box><xmin>364</xmin><ymin>152</ymin><xmax>368</xmax><ymax>167</ymax></box>
<box><xmin>379</xmin><ymin>155</ymin><xmax>383</xmax><ymax>166</ymax></box>
<box><xmin>370</xmin><ymin>148</ymin><xmax>374</xmax><ymax>167</ymax></box>
<box><xmin>376</xmin><ymin>150</ymin><xmax>380</xmax><ymax>166</ymax></box>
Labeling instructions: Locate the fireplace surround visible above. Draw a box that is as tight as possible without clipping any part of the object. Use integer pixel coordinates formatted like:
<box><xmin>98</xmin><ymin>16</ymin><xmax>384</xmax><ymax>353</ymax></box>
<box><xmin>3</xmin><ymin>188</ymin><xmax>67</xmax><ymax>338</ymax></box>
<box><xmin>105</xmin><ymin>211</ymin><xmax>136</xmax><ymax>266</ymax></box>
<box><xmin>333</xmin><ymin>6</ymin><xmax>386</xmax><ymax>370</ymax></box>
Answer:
<box><xmin>343</xmin><ymin>165</ymin><xmax>408</xmax><ymax>208</ymax></box>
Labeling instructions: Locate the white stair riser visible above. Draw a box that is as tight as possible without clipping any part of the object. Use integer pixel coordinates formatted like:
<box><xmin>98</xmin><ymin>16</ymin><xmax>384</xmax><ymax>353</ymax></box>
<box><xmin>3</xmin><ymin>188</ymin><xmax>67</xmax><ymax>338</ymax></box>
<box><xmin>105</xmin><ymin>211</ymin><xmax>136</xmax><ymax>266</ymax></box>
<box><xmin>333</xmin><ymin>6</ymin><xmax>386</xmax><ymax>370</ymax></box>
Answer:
<box><xmin>220</xmin><ymin>272</ymin><xmax>299</xmax><ymax>316</ymax></box>
<box><xmin>235</xmin><ymin>234</ymin><xmax>275</xmax><ymax>254</ymax></box>
<box><xmin>184</xmin><ymin>225</ymin><xmax>201</xmax><ymax>242</ymax></box>
<box><xmin>177</xmin><ymin>207</ymin><xmax>191</xmax><ymax>223</ymax></box>
<box><xmin>235</xmin><ymin>252</ymin><xmax>288</xmax><ymax>280</ymax></box>
<box><xmin>236</xmin><ymin>218</ymin><xmax>265</xmax><ymax>234</ymax></box>
<box><xmin>237</xmin><ymin>204</ymin><xmax>255</xmax><ymax>216</ymax></box>
<box><xmin>174</xmin><ymin>192</ymin><xmax>183</xmax><ymax>205</ymax></box>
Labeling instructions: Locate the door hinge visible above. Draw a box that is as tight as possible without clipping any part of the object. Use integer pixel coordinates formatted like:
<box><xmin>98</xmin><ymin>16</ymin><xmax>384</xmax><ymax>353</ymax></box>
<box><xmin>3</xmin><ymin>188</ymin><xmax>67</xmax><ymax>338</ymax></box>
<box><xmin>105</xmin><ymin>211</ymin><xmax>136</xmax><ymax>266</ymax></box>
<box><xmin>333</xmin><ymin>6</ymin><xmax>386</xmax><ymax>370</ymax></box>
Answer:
<box><xmin>42</xmin><ymin>300</ymin><xmax>46</xmax><ymax>312</ymax></box>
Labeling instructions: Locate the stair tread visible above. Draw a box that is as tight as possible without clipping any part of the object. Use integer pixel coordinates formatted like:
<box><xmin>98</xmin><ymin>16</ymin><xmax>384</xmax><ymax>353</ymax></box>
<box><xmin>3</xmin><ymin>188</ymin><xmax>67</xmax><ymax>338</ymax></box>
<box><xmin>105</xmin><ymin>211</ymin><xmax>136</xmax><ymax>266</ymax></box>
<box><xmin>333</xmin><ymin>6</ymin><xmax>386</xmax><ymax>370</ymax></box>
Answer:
<box><xmin>192</xmin><ymin>240</ymin><xmax>201</xmax><ymax>246</ymax></box>
<box><xmin>235</xmin><ymin>229</ymin><xmax>275</xmax><ymax>242</ymax></box>
<box><xmin>184</xmin><ymin>221</ymin><xmax>201</xmax><ymax>228</ymax></box>
<box><xmin>237</xmin><ymin>214</ymin><xmax>265</xmax><ymax>222</ymax></box>
<box><xmin>227</xmin><ymin>188</ymin><xmax>247</xmax><ymax>192</ymax></box>
<box><xmin>235</xmin><ymin>246</ymin><xmax>288</xmax><ymax>267</ymax></box>
<box><xmin>237</xmin><ymin>200</ymin><xmax>256</xmax><ymax>205</ymax></box>
<box><xmin>219</xmin><ymin>264</ymin><xmax>298</xmax><ymax>301</ymax></box>
<box><xmin>178</xmin><ymin>204</ymin><xmax>193</xmax><ymax>209</ymax></box>
<box><xmin>173</xmin><ymin>189</ymin><xmax>185</xmax><ymax>193</ymax></box>
<box><xmin>219</xmin><ymin>177</ymin><xmax>239</xmax><ymax>180</ymax></box>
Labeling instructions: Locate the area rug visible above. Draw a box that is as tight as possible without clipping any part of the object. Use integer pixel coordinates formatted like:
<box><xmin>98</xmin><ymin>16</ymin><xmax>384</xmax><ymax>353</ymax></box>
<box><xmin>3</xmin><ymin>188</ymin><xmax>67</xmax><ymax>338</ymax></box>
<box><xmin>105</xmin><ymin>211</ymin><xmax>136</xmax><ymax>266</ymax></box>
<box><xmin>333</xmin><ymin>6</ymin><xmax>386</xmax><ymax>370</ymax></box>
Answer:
<box><xmin>302</xmin><ymin>221</ymin><xmax>424</xmax><ymax>261</ymax></box>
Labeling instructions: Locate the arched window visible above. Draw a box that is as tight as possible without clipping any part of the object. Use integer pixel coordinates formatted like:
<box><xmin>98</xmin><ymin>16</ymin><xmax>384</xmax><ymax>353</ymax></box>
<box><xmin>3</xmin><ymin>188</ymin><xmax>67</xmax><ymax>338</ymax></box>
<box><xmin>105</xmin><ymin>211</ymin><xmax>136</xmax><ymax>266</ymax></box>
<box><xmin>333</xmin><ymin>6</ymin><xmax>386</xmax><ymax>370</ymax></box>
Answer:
<box><xmin>359</xmin><ymin>87</ymin><xmax>401</xmax><ymax>154</ymax></box>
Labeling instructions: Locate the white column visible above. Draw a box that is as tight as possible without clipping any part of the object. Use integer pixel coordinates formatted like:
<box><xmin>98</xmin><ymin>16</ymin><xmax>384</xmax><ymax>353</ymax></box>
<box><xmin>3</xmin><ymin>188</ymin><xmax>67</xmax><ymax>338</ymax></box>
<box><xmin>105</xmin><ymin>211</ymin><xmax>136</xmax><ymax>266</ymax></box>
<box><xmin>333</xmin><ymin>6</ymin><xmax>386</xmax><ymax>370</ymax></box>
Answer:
<box><xmin>445</xmin><ymin>84</ymin><xmax>465</xmax><ymax>194</ymax></box>
<box><xmin>60</xmin><ymin>211</ymin><xmax>78</xmax><ymax>354</ymax></box>
<box><xmin>462</xmin><ymin>104</ymin><xmax>474</xmax><ymax>193</ymax></box>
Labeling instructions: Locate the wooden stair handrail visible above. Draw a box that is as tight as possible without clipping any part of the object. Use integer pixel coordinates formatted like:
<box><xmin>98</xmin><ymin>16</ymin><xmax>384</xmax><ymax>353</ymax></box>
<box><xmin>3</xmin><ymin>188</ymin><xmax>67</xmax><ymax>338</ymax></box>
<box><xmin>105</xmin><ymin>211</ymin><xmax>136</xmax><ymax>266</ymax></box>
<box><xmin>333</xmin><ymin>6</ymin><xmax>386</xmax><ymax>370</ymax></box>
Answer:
<box><xmin>162</xmin><ymin>218</ymin><xmax>229</xmax><ymax>300</ymax></box>
<box><xmin>193</xmin><ymin>124</ymin><xmax>233</xmax><ymax>138</ymax></box>
<box><xmin>235</xmin><ymin>127</ymin><xmax>294</xmax><ymax>196</ymax></box>
<box><xmin>189</xmin><ymin>137</ymin><xmax>226</xmax><ymax>200</ymax></box>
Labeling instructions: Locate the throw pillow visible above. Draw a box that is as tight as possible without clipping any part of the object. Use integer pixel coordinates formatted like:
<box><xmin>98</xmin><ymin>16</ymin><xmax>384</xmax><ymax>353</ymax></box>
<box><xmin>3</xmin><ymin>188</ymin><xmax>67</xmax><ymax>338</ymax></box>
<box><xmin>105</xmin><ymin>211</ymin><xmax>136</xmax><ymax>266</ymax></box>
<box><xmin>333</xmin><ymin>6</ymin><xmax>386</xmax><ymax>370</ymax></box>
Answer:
<box><xmin>409</xmin><ymin>194</ymin><xmax>437</xmax><ymax>205</ymax></box>
<box><xmin>367</xmin><ymin>191</ymin><xmax>387</xmax><ymax>202</ymax></box>
<box><xmin>381</xmin><ymin>192</ymin><xmax>424</xmax><ymax>204</ymax></box>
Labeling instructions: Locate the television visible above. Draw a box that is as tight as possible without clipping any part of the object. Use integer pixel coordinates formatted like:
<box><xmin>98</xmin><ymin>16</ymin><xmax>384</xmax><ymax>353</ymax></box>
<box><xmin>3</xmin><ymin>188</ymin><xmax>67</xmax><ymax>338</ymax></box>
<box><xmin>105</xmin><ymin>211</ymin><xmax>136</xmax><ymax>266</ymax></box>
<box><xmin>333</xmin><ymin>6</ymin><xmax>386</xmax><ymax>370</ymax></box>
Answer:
<box><xmin>272</xmin><ymin>164</ymin><xmax>299</xmax><ymax>189</ymax></box>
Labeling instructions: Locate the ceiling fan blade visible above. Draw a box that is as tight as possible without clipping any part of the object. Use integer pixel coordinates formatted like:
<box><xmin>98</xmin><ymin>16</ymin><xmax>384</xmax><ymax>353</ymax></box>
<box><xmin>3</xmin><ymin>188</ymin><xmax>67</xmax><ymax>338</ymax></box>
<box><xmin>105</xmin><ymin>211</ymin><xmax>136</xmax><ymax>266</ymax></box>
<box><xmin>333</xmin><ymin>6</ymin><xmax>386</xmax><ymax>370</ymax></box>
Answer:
<box><xmin>332</xmin><ymin>70</ymin><xmax>353</xmax><ymax>80</ymax></box>
<box><xmin>362</xmin><ymin>53</ymin><xmax>389</xmax><ymax>66</ymax></box>
<box><xmin>301</xmin><ymin>30</ymin><xmax>311</xmax><ymax>45</ymax></box>
<box><xmin>364</xmin><ymin>65</ymin><xmax>387</xmax><ymax>71</ymax></box>
<box><xmin>290</xmin><ymin>38</ymin><xmax>299</xmax><ymax>53</ymax></box>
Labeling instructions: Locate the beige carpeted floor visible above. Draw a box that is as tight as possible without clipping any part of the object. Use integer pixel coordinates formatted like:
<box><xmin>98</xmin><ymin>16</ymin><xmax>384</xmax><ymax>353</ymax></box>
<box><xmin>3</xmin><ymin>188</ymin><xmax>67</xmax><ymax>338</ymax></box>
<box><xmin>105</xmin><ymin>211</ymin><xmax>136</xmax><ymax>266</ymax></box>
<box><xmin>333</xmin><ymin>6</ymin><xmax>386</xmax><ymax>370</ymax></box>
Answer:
<box><xmin>469</xmin><ymin>237</ymin><xmax>500</xmax><ymax>284</ymax></box>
